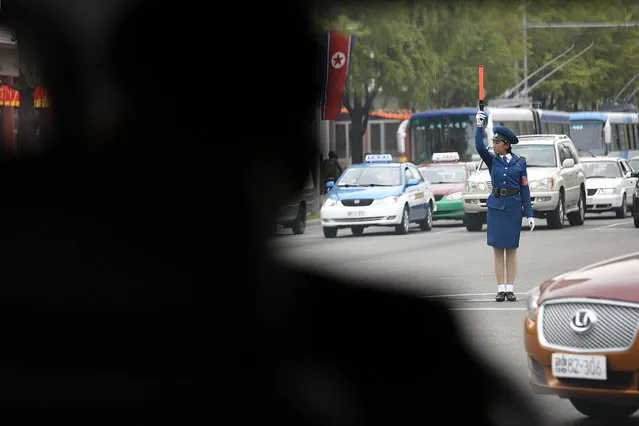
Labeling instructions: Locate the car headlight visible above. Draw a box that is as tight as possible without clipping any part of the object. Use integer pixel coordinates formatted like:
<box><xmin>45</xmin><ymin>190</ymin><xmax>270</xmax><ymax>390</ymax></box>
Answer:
<box><xmin>527</xmin><ymin>286</ymin><xmax>541</xmax><ymax>320</ymax></box>
<box><xmin>465</xmin><ymin>181</ymin><xmax>486</xmax><ymax>192</ymax></box>
<box><xmin>444</xmin><ymin>191</ymin><xmax>463</xmax><ymax>200</ymax></box>
<box><xmin>376</xmin><ymin>196</ymin><xmax>399</xmax><ymax>205</ymax></box>
<box><xmin>323</xmin><ymin>197</ymin><xmax>339</xmax><ymax>207</ymax></box>
<box><xmin>529</xmin><ymin>178</ymin><xmax>554</xmax><ymax>190</ymax></box>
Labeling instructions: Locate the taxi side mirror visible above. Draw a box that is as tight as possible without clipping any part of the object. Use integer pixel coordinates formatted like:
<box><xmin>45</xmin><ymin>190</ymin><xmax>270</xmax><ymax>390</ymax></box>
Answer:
<box><xmin>326</xmin><ymin>180</ymin><xmax>335</xmax><ymax>189</ymax></box>
<box><xmin>562</xmin><ymin>158</ymin><xmax>575</xmax><ymax>168</ymax></box>
<box><xmin>406</xmin><ymin>178</ymin><xmax>419</xmax><ymax>186</ymax></box>
<box><xmin>624</xmin><ymin>171</ymin><xmax>632</xmax><ymax>179</ymax></box>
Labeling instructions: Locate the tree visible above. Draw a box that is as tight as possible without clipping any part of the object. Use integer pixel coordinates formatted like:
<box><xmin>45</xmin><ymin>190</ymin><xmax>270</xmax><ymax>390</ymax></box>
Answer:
<box><xmin>319</xmin><ymin>6</ymin><xmax>439</xmax><ymax>163</ymax></box>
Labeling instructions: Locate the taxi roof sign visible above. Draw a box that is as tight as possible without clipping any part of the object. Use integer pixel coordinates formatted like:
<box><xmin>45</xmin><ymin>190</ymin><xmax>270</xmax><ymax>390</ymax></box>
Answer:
<box><xmin>365</xmin><ymin>154</ymin><xmax>393</xmax><ymax>163</ymax></box>
<box><xmin>432</xmin><ymin>152</ymin><xmax>460</xmax><ymax>162</ymax></box>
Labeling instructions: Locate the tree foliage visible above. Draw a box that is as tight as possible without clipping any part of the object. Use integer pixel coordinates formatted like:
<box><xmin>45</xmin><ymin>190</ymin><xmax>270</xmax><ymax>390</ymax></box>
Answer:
<box><xmin>319</xmin><ymin>0</ymin><xmax>639</xmax><ymax>111</ymax></box>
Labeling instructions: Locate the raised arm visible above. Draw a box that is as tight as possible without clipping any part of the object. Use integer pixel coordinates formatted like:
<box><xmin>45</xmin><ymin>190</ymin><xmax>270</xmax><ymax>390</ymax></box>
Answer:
<box><xmin>475</xmin><ymin>111</ymin><xmax>492</xmax><ymax>169</ymax></box>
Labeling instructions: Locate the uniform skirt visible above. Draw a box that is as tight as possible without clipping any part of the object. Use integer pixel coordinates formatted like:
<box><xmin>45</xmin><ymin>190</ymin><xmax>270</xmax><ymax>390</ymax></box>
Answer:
<box><xmin>486</xmin><ymin>207</ymin><xmax>522</xmax><ymax>249</ymax></box>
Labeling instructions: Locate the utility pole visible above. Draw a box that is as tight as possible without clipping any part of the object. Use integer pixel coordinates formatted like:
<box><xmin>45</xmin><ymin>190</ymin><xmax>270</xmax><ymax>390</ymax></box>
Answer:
<box><xmin>522</xmin><ymin>3</ymin><xmax>528</xmax><ymax>95</ymax></box>
<box><xmin>515</xmin><ymin>19</ymin><xmax>639</xmax><ymax>100</ymax></box>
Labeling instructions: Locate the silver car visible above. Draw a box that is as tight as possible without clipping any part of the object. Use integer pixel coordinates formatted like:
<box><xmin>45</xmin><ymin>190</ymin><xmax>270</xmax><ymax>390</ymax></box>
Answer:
<box><xmin>581</xmin><ymin>156</ymin><xmax>638</xmax><ymax>218</ymax></box>
<box><xmin>462</xmin><ymin>134</ymin><xmax>587</xmax><ymax>231</ymax></box>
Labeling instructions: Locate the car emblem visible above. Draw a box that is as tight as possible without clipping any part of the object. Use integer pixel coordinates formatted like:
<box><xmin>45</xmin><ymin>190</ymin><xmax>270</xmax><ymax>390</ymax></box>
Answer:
<box><xmin>570</xmin><ymin>309</ymin><xmax>597</xmax><ymax>334</ymax></box>
<box><xmin>354</xmin><ymin>199</ymin><xmax>360</xmax><ymax>204</ymax></box>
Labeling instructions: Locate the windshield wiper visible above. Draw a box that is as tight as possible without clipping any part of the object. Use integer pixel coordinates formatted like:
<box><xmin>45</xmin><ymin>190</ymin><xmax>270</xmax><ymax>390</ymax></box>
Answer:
<box><xmin>586</xmin><ymin>175</ymin><xmax>609</xmax><ymax>179</ymax></box>
<box><xmin>526</xmin><ymin>164</ymin><xmax>554</xmax><ymax>167</ymax></box>
<box><xmin>365</xmin><ymin>183</ymin><xmax>393</xmax><ymax>187</ymax></box>
<box><xmin>434</xmin><ymin>181</ymin><xmax>461</xmax><ymax>184</ymax></box>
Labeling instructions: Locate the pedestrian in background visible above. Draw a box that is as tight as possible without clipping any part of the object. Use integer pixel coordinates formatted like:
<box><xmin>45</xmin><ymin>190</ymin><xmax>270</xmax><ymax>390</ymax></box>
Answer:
<box><xmin>475</xmin><ymin>111</ymin><xmax>535</xmax><ymax>302</ymax></box>
<box><xmin>320</xmin><ymin>150</ymin><xmax>343</xmax><ymax>192</ymax></box>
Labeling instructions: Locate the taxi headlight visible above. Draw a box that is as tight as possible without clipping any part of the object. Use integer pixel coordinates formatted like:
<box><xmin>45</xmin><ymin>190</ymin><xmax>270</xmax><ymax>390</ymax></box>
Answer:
<box><xmin>527</xmin><ymin>286</ymin><xmax>541</xmax><ymax>320</ymax></box>
<box><xmin>529</xmin><ymin>178</ymin><xmax>554</xmax><ymax>190</ymax></box>
<box><xmin>444</xmin><ymin>191</ymin><xmax>463</xmax><ymax>200</ymax></box>
<box><xmin>323</xmin><ymin>198</ymin><xmax>339</xmax><ymax>207</ymax></box>
<box><xmin>465</xmin><ymin>181</ymin><xmax>477</xmax><ymax>192</ymax></box>
<box><xmin>376</xmin><ymin>196</ymin><xmax>399</xmax><ymax>205</ymax></box>
<box><xmin>477</xmin><ymin>182</ymin><xmax>487</xmax><ymax>191</ymax></box>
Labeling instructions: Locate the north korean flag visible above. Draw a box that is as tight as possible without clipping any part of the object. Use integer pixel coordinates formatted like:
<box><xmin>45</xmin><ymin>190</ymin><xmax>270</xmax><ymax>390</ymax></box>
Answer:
<box><xmin>320</xmin><ymin>30</ymin><xmax>355</xmax><ymax>120</ymax></box>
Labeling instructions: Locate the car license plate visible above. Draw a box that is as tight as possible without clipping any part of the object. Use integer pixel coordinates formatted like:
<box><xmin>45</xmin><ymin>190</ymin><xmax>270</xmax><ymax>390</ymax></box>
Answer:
<box><xmin>551</xmin><ymin>353</ymin><xmax>607</xmax><ymax>380</ymax></box>
<box><xmin>347</xmin><ymin>211</ymin><xmax>366</xmax><ymax>217</ymax></box>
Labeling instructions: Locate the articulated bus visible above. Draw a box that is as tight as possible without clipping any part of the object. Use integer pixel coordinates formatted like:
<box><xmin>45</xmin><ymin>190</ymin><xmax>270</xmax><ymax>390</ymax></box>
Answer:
<box><xmin>569</xmin><ymin>111</ymin><xmax>639</xmax><ymax>158</ymax></box>
<box><xmin>537</xmin><ymin>109</ymin><xmax>570</xmax><ymax>135</ymax></box>
<box><xmin>408</xmin><ymin>107</ymin><xmax>570</xmax><ymax>164</ymax></box>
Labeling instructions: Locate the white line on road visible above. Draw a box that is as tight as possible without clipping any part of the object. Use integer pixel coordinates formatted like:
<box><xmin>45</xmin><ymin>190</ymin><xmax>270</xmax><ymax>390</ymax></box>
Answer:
<box><xmin>591</xmin><ymin>220</ymin><xmax>632</xmax><ymax>231</ymax></box>
<box><xmin>432</xmin><ymin>227</ymin><xmax>466</xmax><ymax>234</ymax></box>
<box><xmin>423</xmin><ymin>292</ymin><xmax>503</xmax><ymax>298</ymax></box>
<box><xmin>449</xmin><ymin>307</ymin><xmax>526</xmax><ymax>311</ymax></box>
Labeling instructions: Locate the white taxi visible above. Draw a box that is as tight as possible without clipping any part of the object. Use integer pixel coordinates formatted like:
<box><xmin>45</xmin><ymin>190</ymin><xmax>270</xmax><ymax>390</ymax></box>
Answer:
<box><xmin>581</xmin><ymin>156</ymin><xmax>637</xmax><ymax>218</ymax></box>
<box><xmin>320</xmin><ymin>154</ymin><xmax>435</xmax><ymax>238</ymax></box>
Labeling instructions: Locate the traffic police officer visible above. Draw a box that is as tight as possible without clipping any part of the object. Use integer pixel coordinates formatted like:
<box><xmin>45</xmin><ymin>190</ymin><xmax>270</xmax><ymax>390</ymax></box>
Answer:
<box><xmin>475</xmin><ymin>111</ymin><xmax>534</xmax><ymax>302</ymax></box>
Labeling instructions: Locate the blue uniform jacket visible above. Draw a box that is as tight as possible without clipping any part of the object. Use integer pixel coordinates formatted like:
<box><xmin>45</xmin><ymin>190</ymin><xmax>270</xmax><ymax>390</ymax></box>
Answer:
<box><xmin>475</xmin><ymin>127</ymin><xmax>534</xmax><ymax>217</ymax></box>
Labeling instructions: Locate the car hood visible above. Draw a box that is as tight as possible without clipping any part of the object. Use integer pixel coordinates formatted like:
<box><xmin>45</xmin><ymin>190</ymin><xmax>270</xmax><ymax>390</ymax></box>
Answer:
<box><xmin>467</xmin><ymin>166</ymin><xmax>557</xmax><ymax>183</ymax></box>
<box><xmin>585</xmin><ymin>177</ymin><xmax>622</xmax><ymax>189</ymax></box>
<box><xmin>538</xmin><ymin>252</ymin><xmax>639</xmax><ymax>305</ymax></box>
<box><xmin>329</xmin><ymin>186</ymin><xmax>403</xmax><ymax>200</ymax></box>
<box><xmin>432</xmin><ymin>183</ymin><xmax>464</xmax><ymax>195</ymax></box>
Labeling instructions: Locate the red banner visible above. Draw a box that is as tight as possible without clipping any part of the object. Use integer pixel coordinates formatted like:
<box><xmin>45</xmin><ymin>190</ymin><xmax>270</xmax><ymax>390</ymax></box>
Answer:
<box><xmin>320</xmin><ymin>30</ymin><xmax>354</xmax><ymax>120</ymax></box>
<box><xmin>0</xmin><ymin>85</ymin><xmax>49</xmax><ymax>108</ymax></box>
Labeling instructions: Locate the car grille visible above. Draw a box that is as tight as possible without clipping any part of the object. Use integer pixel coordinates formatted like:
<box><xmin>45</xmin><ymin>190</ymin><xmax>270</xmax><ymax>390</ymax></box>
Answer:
<box><xmin>434</xmin><ymin>194</ymin><xmax>444</xmax><ymax>201</ymax></box>
<box><xmin>341</xmin><ymin>199</ymin><xmax>374</xmax><ymax>207</ymax></box>
<box><xmin>587</xmin><ymin>189</ymin><xmax>597</xmax><ymax>196</ymax></box>
<box><xmin>485</xmin><ymin>181</ymin><xmax>492</xmax><ymax>190</ymax></box>
<box><xmin>538</xmin><ymin>300</ymin><xmax>639</xmax><ymax>352</ymax></box>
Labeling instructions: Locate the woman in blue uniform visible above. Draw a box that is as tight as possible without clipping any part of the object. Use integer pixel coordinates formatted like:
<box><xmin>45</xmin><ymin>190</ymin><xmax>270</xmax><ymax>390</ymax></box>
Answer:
<box><xmin>475</xmin><ymin>111</ymin><xmax>534</xmax><ymax>302</ymax></box>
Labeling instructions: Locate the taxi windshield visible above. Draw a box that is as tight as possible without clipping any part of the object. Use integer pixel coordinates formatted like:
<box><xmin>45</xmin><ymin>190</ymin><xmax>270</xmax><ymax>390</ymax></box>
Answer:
<box><xmin>337</xmin><ymin>166</ymin><xmax>401</xmax><ymax>187</ymax></box>
<box><xmin>419</xmin><ymin>165</ymin><xmax>466</xmax><ymax>184</ymax></box>
<box><xmin>582</xmin><ymin>161</ymin><xmax>621</xmax><ymax>179</ymax></box>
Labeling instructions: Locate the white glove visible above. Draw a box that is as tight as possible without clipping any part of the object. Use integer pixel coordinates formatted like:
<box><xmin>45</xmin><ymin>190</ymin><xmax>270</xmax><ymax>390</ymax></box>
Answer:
<box><xmin>476</xmin><ymin>111</ymin><xmax>486</xmax><ymax>127</ymax></box>
<box><xmin>527</xmin><ymin>217</ymin><xmax>535</xmax><ymax>231</ymax></box>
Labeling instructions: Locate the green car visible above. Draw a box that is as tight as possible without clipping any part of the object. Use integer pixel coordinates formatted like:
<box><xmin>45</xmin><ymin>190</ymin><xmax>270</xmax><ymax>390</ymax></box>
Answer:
<box><xmin>418</xmin><ymin>154</ymin><xmax>476</xmax><ymax>223</ymax></box>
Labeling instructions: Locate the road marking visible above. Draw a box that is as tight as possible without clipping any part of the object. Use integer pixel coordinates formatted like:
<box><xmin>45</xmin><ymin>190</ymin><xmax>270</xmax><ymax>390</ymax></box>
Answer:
<box><xmin>456</xmin><ymin>298</ymin><xmax>527</xmax><ymax>302</ymax></box>
<box><xmin>432</xmin><ymin>227</ymin><xmax>467</xmax><ymax>234</ymax></box>
<box><xmin>449</xmin><ymin>307</ymin><xmax>526</xmax><ymax>311</ymax></box>
<box><xmin>423</xmin><ymin>292</ymin><xmax>504</xmax><ymax>298</ymax></box>
<box><xmin>591</xmin><ymin>220</ymin><xmax>632</xmax><ymax>231</ymax></box>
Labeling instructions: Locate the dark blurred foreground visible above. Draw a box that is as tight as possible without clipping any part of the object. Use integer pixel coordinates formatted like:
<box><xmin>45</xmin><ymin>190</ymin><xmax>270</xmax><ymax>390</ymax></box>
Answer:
<box><xmin>0</xmin><ymin>0</ymin><xmax>547</xmax><ymax>424</ymax></box>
